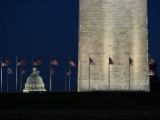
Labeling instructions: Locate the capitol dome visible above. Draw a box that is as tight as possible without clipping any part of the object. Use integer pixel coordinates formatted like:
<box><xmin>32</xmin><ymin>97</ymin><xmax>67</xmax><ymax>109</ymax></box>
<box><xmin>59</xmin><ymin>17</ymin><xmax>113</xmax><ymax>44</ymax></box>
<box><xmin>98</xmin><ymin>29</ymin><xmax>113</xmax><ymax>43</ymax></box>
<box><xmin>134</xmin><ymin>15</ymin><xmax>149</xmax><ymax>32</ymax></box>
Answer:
<box><xmin>23</xmin><ymin>68</ymin><xmax>46</xmax><ymax>93</ymax></box>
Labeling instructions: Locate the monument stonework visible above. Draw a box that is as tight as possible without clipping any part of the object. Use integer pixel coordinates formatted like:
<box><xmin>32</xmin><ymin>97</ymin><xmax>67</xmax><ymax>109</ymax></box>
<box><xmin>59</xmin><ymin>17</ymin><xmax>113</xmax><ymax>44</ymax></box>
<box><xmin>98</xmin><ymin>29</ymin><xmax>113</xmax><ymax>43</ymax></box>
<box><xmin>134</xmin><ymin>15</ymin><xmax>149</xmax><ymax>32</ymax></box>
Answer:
<box><xmin>78</xmin><ymin>0</ymin><xmax>149</xmax><ymax>91</ymax></box>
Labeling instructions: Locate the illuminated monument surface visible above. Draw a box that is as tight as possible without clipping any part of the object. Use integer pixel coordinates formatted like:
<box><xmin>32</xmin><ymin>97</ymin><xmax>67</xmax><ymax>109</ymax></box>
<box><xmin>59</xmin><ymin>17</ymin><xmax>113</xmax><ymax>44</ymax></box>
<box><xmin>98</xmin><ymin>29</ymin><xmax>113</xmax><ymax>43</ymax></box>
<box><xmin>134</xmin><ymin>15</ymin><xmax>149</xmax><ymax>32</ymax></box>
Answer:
<box><xmin>23</xmin><ymin>68</ymin><xmax>46</xmax><ymax>93</ymax></box>
<box><xmin>78</xmin><ymin>0</ymin><xmax>149</xmax><ymax>91</ymax></box>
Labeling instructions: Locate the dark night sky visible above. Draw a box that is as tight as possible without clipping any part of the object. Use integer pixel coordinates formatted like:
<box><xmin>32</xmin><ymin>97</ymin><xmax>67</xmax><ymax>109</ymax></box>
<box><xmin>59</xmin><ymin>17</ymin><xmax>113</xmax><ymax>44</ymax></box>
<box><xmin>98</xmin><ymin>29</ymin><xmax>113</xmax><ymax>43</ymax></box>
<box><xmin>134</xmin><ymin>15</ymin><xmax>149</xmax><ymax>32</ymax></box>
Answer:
<box><xmin>0</xmin><ymin>0</ymin><xmax>159</xmax><ymax>92</ymax></box>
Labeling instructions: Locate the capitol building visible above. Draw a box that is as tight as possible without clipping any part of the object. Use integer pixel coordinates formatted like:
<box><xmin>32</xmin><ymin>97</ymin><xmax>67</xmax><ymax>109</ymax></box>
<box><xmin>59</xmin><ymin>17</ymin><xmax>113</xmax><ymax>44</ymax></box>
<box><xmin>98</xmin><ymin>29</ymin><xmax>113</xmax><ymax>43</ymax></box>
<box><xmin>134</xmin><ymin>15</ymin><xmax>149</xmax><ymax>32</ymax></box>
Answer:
<box><xmin>23</xmin><ymin>68</ymin><xmax>46</xmax><ymax>93</ymax></box>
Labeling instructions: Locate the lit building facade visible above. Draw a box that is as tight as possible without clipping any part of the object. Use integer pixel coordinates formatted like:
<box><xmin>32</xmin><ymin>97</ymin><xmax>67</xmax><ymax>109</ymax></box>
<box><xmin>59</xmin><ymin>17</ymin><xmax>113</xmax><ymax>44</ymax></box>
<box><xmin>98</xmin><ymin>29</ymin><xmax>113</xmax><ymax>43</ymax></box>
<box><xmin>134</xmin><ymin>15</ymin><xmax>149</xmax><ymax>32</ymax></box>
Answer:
<box><xmin>23</xmin><ymin>68</ymin><xmax>46</xmax><ymax>93</ymax></box>
<box><xmin>78</xmin><ymin>0</ymin><xmax>149</xmax><ymax>92</ymax></box>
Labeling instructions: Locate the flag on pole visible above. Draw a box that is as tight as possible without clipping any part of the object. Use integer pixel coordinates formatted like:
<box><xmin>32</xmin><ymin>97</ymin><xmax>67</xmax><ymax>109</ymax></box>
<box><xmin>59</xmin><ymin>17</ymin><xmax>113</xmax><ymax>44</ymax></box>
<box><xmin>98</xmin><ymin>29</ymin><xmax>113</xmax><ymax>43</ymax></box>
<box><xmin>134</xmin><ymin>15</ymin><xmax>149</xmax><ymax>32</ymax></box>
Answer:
<box><xmin>37</xmin><ymin>70</ymin><xmax>40</xmax><ymax>75</ymax></box>
<box><xmin>150</xmin><ymin>70</ymin><xmax>155</xmax><ymax>76</ymax></box>
<box><xmin>7</xmin><ymin>68</ymin><xmax>13</xmax><ymax>74</ymax></box>
<box><xmin>33</xmin><ymin>59</ymin><xmax>42</xmax><ymax>66</ymax></box>
<box><xmin>150</xmin><ymin>59</ymin><xmax>155</xmax><ymax>65</ymax></box>
<box><xmin>109</xmin><ymin>58</ymin><xmax>113</xmax><ymax>65</ymax></box>
<box><xmin>51</xmin><ymin>58</ymin><xmax>59</xmax><ymax>66</ymax></box>
<box><xmin>21</xmin><ymin>69</ymin><xmax>26</xmax><ymax>75</ymax></box>
<box><xmin>67</xmin><ymin>71</ymin><xmax>71</xmax><ymax>76</ymax></box>
<box><xmin>51</xmin><ymin>69</ymin><xmax>55</xmax><ymax>75</ymax></box>
<box><xmin>17</xmin><ymin>59</ymin><xmax>26</xmax><ymax>66</ymax></box>
<box><xmin>2</xmin><ymin>60</ymin><xmax>10</xmax><ymax>66</ymax></box>
<box><xmin>129</xmin><ymin>57</ymin><xmax>133</xmax><ymax>65</ymax></box>
<box><xmin>70</xmin><ymin>61</ymin><xmax>76</xmax><ymax>67</ymax></box>
<box><xmin>89</xmin><ymin>58</ymin><xmax>95</xmax><ymax>65</ymax></box>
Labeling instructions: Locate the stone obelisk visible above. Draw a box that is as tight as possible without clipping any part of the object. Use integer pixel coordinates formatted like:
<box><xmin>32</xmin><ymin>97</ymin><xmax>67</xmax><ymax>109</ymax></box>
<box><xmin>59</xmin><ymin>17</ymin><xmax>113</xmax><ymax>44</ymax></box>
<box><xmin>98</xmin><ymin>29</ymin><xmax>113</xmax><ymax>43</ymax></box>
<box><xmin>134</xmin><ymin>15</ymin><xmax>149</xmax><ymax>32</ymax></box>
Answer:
<box><xmin>78</xmin><ymin>0</ymin><xmax>149</xmax><ymax>92</ymax></box>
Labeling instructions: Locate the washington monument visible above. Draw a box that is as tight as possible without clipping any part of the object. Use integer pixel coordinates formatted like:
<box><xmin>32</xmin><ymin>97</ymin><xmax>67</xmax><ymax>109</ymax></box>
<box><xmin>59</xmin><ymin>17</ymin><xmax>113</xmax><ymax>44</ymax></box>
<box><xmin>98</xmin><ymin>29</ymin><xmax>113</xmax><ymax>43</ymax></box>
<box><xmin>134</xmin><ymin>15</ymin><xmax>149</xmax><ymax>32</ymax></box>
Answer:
<box><xmin>78</xmin><ymin>0</ymin><xmax>149</xmax><ymax>92</ymax></box>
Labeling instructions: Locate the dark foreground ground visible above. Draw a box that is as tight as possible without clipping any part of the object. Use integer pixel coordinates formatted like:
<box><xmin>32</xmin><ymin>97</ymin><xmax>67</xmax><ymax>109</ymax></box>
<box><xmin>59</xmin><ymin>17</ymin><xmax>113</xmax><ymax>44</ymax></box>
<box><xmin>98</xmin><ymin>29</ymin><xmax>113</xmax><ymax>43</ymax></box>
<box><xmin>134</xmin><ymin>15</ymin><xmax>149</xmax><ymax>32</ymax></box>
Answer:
<box><xmin>0</xmin><ymin>92</ymin><xmax>160</xmax><ymax>120</ymax></box>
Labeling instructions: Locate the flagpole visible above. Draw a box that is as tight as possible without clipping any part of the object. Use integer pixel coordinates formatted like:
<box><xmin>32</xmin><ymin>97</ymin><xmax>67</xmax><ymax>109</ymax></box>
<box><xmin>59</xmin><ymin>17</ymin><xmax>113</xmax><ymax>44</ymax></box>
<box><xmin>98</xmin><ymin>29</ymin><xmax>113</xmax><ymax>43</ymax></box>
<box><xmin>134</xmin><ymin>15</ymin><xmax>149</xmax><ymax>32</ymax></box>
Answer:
<box><xmin>21</xmin><ymin>74</ymin><xmax>23</xmax><ymax>93</ymax></box>
<box><xmin>7</xmin><ymin>66</ymin><xmax>8</xmax><ymax>93</ymax></box>
<box><xmin>32</xmin><ymin>57</ymin><xmax>34</xmax><ymax>92</ymax></box>
<box><xmin>148</xmin><ymin>52</ymin><xmax>150</xmax><ymax>91</ymax></box>
<box><xmin>78</xmin><ymin>59</ymin><xmax>80</xmax><ymax>92</ymax></box>
<box><xmin>1</xmin><ymin>57</ymin><xmax>2</xmax><ymax>93</ymax></box>
<box><xmin>108</xmin><ymin>54</ymin><xmax>110</xmax><ymax>91</ymax></box>
<box><xmin>50</xmin><ymin>57</ymin><xmax>52</xmax><ymax>92</ymax></box>
<box><xmin>65</xmin><ymin>68</ymin><xmax>67</xmax><ymax>91</ymax></box>
<box><xmin>16</xmin><ymin>56</ymin><xmax>18</xmax><ymax>92</ymax></box>
<box><xmin>129</xmin><ymin>53</ymin><xmax>130</xmax><ymax>91</ymax></box>
<box><xmin>69</xmin><ymin>57</ymin><xmax>71</xmax><ymax>92</ymax></box>
<box><xmin>20</xmin><ymin>67</ymin><xmax>22</xmax><ymax>92</ymax></box>
<box><xmin>32</xmin><ymin>57</ymin><xmax>34</xmax><ymax>68</ymax></box>
<box><xmin>89</xmin><ymin>54</ymin><xmax>90</xmax><ymax>91</ymax></box>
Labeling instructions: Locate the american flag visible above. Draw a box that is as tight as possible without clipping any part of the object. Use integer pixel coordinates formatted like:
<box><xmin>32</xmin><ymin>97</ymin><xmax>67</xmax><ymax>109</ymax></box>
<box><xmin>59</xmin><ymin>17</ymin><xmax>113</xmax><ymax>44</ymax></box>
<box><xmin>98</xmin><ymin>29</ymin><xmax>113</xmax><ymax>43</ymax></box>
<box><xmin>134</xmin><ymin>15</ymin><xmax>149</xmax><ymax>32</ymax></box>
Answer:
<box><xmin>150</xmin><ymin>59</ymin><xmax>155</xmax><ymax>65</ymax></box>
<box><xmin>51</xmin><ymin>58</ymin><xmax>59</xmax><ymax>66</ymax></box>
<box><xmin>17</xmin><ymin>59</ymin><xmax>26</xmax><ymax>66</ymax></box>
<box><xmin>37</xmin><ymin>70</ymin><xmax>40</xmax><ymax>75</ymax></box>
<box><xmin>109</xmin><ymin>58</ymin><xmax>113</xmax><ymax>65</ymax></box>
<box><xmin>89</xmin><ymin>58</ymin><xmax>95</xmax><ymax>65</ymax></box>
<box><xmin>33</xmin><ymin>58</ymin><xmax>42</xmax><ymax>66</ymax></box>
<box><xmin>67</xmin><ymin>71</ymin><xmax>71</xmax><ymax>76</ymax></box>
<box><xmin>51</xmin><ymin>69</ymin><xmax>55</xmax><ymax>75</ymax></box>
<box><xmin>2</xmin><ymin>60</ymin><xmax>10</xmax><ymax>67</ymax></box>
<box><xmin>129</xmin><ymin>57</ymin><xmax>133</xmax><ymax>65</ymax></box>
<box><xmin>21</xmin><ymin>69</ymin><xmax>26</xmax><ymax>75</ymax></box>
<box><xmin>7</xmin><ymin>68</ymin><xmax>13</xmax><ymax>74</ymax></box>
<box><xmin>70</xmin><ymin>61</ymin><xmax>76</xmax><ymax>67</ymax></box>
<box><xmin>150</xmin><ymin>70</ymin><xmax>155</xmax><ymax>76</ymax></box>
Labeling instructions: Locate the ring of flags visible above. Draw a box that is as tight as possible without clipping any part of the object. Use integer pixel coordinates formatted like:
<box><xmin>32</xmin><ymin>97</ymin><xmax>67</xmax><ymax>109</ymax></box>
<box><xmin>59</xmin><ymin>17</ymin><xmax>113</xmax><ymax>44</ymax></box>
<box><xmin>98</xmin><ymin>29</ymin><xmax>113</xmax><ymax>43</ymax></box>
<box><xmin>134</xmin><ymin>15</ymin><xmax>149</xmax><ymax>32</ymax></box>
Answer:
<box><xmin>0</xmin><ymin>55</ymin><xmax>154</xmax><ymax>93</ymax></box>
